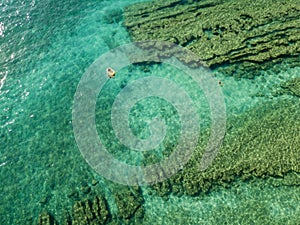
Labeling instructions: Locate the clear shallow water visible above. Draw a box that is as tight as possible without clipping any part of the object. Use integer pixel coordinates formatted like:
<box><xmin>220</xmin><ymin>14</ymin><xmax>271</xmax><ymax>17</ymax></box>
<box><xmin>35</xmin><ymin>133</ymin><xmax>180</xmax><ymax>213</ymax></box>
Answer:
<box><xmin>0</xmin><ymin>0</ymin><xmax>299</xmax><ymax>224</ymax></box>
<box><xmin>142</xmin><ymin>178</ymin><xmax>299</xmax><ymax>224</ymax></box>
<box><xmin>0</xmin><ymin>0</ymin><xmax>147</xmax><ymax>223</ymax></box>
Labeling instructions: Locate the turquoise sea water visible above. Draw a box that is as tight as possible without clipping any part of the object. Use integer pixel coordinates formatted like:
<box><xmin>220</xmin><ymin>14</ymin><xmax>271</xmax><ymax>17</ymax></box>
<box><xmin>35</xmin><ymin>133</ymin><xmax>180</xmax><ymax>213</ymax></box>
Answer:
<box><xmin>0</xmin><ymin>0</ymin><xmax>299</xmax><ymax>224</ymax></box>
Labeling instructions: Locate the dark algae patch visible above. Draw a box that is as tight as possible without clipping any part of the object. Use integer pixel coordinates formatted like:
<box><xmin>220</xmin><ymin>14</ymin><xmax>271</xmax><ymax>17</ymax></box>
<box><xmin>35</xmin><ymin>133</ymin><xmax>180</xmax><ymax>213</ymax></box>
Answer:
<box><xmin>124</xmin><ymin>0</ymin><xmax>300</xmax><ymax>78</ymax></box>
<box><xmin>151</xmin><ymin>98</ymin><xmax>300</xmax><ymax>197</ymax></box>
<box><xmin>37</xmin><ymin>185</ymin><xmax>145</xmax><ymax>225</ymax></box>
<box><xmin>113</xmin><ymin>186</ymin><xmax>145</xmax><ymax>224</ymax></box>
<box><xmin>273</xmin><ymin>77</ymin><xmax>300</xmax><ymax>97</ymax></box>
<box><xmin>37</xmin><ymin>211</ymin><xmax>58</xmax><ymax>225</ymax></box>
<box><xmin>71</xmin><ymin>195</ymin><xmax>110</xmax><ymax>225</ymax></box>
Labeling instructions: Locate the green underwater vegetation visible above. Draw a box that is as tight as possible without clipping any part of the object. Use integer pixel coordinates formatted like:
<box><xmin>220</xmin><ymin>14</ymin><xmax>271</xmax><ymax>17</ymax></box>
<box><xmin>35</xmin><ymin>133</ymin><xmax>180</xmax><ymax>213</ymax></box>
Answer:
<box><xmin>124</xmin><ymin>0</ymin><xmax>300</xmax><ymax>78</ymax></box>
<box><xmin>1</xmin><ymin>0</ymin><xmax>299</xmax><ymax>224</ymax></box>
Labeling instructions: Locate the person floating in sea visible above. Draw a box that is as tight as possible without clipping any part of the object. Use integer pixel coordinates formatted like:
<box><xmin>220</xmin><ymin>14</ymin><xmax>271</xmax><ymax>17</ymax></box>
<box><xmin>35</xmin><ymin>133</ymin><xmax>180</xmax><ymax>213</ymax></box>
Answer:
<box><xmin>106</xmin><ymin>67</ymin><xmax>116</xmax><ymax>78</ymax></box>
<box><xmin>218</xmin><ymin>80</ymin><xmax>224</xmax><ymax>87</ymax></box>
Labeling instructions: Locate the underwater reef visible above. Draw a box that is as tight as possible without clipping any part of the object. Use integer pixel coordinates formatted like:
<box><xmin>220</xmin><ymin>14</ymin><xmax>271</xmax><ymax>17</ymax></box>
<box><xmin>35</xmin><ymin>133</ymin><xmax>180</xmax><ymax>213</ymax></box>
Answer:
<box><xmin>151</xmin><ymin>98</ymin><xmax>300</xmax><ymax>197</ymax></box>
<box><xmin>37</xmin><ymin>186</ymin><xmax>145</xmax><ymax>225</ymax></box>
<box><xmin>123</xmin><ymin>0</ymin><xmax>300</xmax><ymax>197</ymax></box>
<box><xmin>274</xmin><ymin>77</ymin><xmax>300</xmax><ymax>97</ymax></box>
<box><xmin>36</xmin><ymin>97</ymin><xmax>300</xmax><ymax>224</ymax></box>
<box><xmin>36</xmin><ymin>0</ymin><xmax>300</xmax><ymax>224</ymax></box>
<box><xmin>124</xmin><ymin>0</ymin><xmax>300</xmax><ymax>78</ymax></box>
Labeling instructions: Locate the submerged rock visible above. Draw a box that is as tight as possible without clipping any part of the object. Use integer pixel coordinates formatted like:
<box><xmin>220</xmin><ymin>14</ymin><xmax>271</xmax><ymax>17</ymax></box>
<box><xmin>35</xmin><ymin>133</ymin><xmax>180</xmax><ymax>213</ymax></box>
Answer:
<box><xmin>36</xmin><ymin>187</ymin><xmax>145</xmax><ymax>225</ymax></box>
<box><xmin>149</xmin><ymin>98</ymin><xmax>300</xmax><ymax>196</ymax></box>
<box><xmin>37</xmin><ymin>211</ymin><xmax>58</xmax><ymax>225</ymax></box>
<box><xmin>113</xmin><ymin>186</ymin><xmax>144</xmax><ymax>224</ymax></box>
<box><xmin>124</xmin><ymin>0</ymin><xmax>300</xmax><ymax>78</ymax></box>
<box><xmin>275</xmin><ymin>77</ymin><xmax>300</xmax><ymax>97</ymax></box>
<box><xmin>72</xmin><ymin>196</ymin><xmax>110</xmax><ymax>225</ymax></box>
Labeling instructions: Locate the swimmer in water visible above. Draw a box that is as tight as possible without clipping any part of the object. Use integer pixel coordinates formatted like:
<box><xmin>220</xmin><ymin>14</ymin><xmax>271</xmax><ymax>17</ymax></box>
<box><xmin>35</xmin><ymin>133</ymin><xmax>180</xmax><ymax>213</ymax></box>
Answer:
<box><xmin>106</xmin><ymin>67</ymin><xmax>116</xmax><ymax>78</ymax></box>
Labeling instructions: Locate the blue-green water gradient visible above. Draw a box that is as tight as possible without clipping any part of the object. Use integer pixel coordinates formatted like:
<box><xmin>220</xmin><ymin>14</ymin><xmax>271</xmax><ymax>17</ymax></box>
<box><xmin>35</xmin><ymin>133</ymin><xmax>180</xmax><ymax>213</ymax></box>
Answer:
<box><xmin>0</xmin><ymin>0</ymin><xmax>299</xmax><ymax>224</ymax></box>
